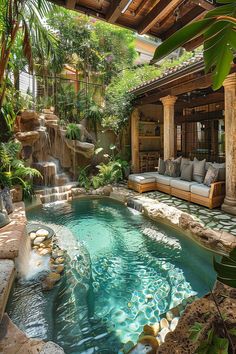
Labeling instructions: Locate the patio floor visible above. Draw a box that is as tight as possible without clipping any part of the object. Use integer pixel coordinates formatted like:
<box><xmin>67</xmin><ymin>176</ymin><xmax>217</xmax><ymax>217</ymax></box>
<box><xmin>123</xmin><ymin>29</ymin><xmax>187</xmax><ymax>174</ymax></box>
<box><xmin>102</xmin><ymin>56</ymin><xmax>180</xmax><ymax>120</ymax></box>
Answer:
<box><xmin>113</xmin><ymin>184</ymin><xmax>236</xmax><ymax>237</ymax></box>
<box><xmin>144</xmin><ymin>191</ymin><xmax>236</xmax><ymax>236</ymax></box>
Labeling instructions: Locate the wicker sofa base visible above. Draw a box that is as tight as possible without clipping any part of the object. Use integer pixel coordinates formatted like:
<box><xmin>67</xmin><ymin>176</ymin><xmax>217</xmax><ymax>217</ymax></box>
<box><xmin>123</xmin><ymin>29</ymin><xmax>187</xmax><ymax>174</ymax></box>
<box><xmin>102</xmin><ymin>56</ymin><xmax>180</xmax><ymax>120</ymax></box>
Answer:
<box><xmin>128</xmin><ymin>179</ymin><xmax>225</xmax><ymax>209</ymax></box>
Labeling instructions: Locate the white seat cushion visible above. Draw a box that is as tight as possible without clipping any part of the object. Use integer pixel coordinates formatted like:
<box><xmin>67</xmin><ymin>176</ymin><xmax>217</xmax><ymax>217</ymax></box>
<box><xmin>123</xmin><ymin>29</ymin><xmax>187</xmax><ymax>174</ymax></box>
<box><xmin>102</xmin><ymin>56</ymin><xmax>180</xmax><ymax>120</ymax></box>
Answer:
<box><xmin>171</xmin><ymin>178</ymin><xmax>197</xmax><ymax>192</ymax></box>
<box><xmin>191</xmin><ymin>184</ymin><xmax>210</xmax><ymax>197</ymax></box>
<box><xmin>128</xmin><ymin>174</ymin><xmax>156</xmax><ymax>184</ymax></box>
<box><xmin>156</xmin><ymin>175</ymin><xmax>173</xmax><ymax>186</ymax></box>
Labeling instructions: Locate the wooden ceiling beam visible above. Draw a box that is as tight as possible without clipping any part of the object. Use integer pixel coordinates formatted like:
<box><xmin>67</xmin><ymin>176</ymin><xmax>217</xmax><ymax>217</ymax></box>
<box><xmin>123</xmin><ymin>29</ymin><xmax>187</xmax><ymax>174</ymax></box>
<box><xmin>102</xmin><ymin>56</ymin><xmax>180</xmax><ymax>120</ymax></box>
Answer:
<box><xmin>184</xmin><ymin>35</ymin><xmax>204</xmax><ymax>51</ymax></box>
<box><xmin>137</xmin><ymin>73</ymin><xmax>212</xmax><ymax>105</ymax></box>
<box><xmin>138</xmin><ymin>0</ymin><xmax>181</xmax><ymax>35</ymax></box>
<box><xmin>190</xmin><ymin>0</ymin><xmax>215</xmax><ymax>10</ymax></box>
<box><xmin>176</xmin><ymin>92</ymin><xmax>224</xmax><ymax>108</ymax></box>
<box><xmin>106</xmin><ymin>0</ymin><xmax>133</xmax><ymax>23</ymax></box>
<box><xmin>134</xmin><ymin>0</ymin><xmax>157</xmax><ymax>16</ymax></box>
<box><xmin>175</xmin><ymin>109</ymin><xmax>223</xmax><ymax>124</ymax></box>
<box><xmin>161</xmin><ymin>7</ymin><xmax>205</xmax><ymax>39</ymax></box>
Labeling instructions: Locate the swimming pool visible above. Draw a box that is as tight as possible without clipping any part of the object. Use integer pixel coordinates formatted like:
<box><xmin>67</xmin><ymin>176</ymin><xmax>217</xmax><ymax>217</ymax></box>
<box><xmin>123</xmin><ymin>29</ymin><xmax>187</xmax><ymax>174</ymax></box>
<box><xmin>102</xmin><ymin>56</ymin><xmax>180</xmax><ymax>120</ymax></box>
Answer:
<box><xmin>7</xmin><ymin>198</ymin><xmax>216</xmax><ymax>353</ymax></box>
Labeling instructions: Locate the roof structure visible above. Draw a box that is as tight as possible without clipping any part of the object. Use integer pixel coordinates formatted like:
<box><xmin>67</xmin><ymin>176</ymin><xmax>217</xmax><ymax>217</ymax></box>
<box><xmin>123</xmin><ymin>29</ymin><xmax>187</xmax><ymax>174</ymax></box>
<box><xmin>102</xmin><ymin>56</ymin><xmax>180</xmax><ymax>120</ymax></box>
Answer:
<box><xmin>48</xmin><ymin>0</ymin><xmax>217</xmax><ymax>49</ymax></box>
<box><xmin>129</xmin><ymin>52</ymin><xmax>204</xmax><ymax>94</ymax></box>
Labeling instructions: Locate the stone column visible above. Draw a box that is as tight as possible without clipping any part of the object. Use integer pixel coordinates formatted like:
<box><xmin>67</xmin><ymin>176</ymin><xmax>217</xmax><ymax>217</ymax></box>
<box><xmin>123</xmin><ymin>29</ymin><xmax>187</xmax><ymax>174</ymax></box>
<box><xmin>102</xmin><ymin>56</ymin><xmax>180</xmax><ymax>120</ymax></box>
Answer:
<box><xmin>222</xmin><ymin>73</ymin><xmax>236</xmax><ymax>215</ymax></box>
<box><xmin>160</xmin><ymin>95</ymin><xmax>177</xmax><ymax>160</ymax></box>
<box><xmin>131</xmin><ymin>108</ymin><xmax>140</xmax><ymax>173</ymax></box>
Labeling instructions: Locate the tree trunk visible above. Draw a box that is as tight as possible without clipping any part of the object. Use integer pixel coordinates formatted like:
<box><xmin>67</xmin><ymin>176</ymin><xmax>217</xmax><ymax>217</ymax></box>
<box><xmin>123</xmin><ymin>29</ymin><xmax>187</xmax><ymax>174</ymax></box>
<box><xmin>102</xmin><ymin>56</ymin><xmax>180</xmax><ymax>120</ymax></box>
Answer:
<box><xmin>14</xmin><ymin>69</ymin><xmax>20</xmax><ymax>91</ymax></box>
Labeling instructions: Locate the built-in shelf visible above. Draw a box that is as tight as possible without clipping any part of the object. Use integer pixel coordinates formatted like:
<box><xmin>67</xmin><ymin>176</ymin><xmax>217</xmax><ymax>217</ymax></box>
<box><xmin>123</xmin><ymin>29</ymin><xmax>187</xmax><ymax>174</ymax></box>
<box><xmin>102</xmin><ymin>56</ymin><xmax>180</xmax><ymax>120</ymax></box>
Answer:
<box><xmin>139</xmin><ymin>136</ymin><xmax>160</xmax><ymax>139</ymax></box>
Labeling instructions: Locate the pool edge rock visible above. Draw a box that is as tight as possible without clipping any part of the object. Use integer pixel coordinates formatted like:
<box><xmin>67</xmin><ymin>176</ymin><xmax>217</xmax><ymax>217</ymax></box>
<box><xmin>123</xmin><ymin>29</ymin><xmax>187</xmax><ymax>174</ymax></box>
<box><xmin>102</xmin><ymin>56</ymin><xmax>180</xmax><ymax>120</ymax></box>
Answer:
<box><xmin>156</xmin><ymin>281</ymin><xmax>236</xmax><ymax>353</ymax></box>
<box><xmin>0</xmin><ymin>314</ymin><xmax>65</xmax><ymax>354</ymax></box>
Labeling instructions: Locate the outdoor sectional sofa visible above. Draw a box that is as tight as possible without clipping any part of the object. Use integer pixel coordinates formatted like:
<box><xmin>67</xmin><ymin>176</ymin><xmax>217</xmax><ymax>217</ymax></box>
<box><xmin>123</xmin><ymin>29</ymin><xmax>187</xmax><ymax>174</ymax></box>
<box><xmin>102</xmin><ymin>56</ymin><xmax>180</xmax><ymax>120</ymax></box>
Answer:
<box><xmin>128</xmin><ymin>162</ymin><xmax>226</xmax><ymax>209</ymax></box>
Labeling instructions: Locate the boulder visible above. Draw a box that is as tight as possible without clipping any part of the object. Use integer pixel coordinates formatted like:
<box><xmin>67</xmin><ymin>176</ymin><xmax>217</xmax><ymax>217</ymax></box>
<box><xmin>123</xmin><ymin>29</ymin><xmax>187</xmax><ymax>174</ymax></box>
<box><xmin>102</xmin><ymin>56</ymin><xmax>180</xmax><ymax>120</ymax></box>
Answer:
<box><xmin>15</xmin><ymin>131</ymin><xmax>39</xmax><ymax>146</ymax></box>
<box><xmin>33</xmin><ymin>236</ymin><xmax>46</xmax><ymax>245</ymax></box>
<box><xmin>41</xmin><ymin>272</ymin><xmax>61</xmax><ymax>291</ymax></box>
<box><xmin>30</xmin><ymin>232</ymin><xmax>37</xmax><ymax>241</ymax></box>
<box><xmin>36</xmin><ymin>229</ymin><xmax>49</xmax><ymax>238</ymax></box>
<box><xmin>143</xmin><ymin>323</ymin><xmax>160</xmax><ymax>336</ymax></box>
<box><xmin>71</xmin><ymin>187</ymin><xmax>86</xmax><ymax>197</ymax></box>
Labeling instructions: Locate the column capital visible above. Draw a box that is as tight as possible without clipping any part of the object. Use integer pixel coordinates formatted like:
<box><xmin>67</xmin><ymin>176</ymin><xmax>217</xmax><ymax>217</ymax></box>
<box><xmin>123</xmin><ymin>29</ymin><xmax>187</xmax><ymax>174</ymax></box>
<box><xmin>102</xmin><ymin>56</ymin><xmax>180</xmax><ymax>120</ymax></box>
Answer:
<box><xmin>223</xmin><ymin>73</ymin><xmax>236</xmax><ymax>88</ymax></box>
<box><xmin>160</xmin><ymin>95</ymin><xmax>177</xmax><ymax>106</ymax></box>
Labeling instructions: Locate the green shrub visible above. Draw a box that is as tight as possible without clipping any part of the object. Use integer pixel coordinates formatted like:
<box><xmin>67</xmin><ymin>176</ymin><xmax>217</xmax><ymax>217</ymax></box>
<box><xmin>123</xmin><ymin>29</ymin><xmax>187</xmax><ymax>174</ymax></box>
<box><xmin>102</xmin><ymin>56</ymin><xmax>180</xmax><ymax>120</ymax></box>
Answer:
<box><xmin>77</xmin><ymin>165</ymin><xmax>91</xmax><ymax>190</ymax></box>
<box><xmin>0</xmin><ymin>141</ymin><xmax>42</xmax><ymax>199</ymax></box>
<box><xmin>65</xmin><ymin>123</ymin><xmax>81</xmax><ymax>140</ymax></box>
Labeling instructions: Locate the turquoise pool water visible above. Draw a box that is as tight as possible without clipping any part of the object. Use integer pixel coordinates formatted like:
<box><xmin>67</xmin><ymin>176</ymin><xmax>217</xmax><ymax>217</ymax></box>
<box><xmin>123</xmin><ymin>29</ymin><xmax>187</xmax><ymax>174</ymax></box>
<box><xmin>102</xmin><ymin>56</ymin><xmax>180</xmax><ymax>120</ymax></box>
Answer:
<box><xmin>8</xmin><ymin>198</ymin><xmax>216</xmax><ymax>353</ymax></box>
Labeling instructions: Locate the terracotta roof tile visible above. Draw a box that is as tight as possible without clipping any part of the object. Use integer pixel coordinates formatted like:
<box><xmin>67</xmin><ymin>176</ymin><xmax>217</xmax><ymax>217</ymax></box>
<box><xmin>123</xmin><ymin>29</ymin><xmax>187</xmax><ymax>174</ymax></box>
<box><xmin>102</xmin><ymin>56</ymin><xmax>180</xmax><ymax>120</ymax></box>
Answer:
<box><xmin>129</xmin><ymin>53</ymin><xmax>203</xmax><ymax>93</ymax></box>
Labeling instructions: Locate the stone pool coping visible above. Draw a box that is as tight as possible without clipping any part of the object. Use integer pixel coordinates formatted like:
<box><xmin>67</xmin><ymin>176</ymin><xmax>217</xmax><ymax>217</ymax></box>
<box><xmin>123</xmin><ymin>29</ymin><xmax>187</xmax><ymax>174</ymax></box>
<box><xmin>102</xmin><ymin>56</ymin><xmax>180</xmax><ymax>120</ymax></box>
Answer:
<box><xmin>0</xmin><ymin>202</ymin><xmax>65</xmax><ymax>353</ymax></box>
<box><xmin>70</xmin><ymin>186</ymin><xmax>236</xmax><ymax>255</ymax></box>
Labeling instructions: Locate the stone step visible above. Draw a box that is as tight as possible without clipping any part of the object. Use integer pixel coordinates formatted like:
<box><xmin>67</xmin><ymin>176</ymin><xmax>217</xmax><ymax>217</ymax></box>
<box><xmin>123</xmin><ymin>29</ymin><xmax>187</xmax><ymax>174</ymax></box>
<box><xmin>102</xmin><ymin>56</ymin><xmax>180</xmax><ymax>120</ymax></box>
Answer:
<box><xmin>0</xmin><ymin>260</ymin><xmax>15</xmax><ymax>321</ymax></box>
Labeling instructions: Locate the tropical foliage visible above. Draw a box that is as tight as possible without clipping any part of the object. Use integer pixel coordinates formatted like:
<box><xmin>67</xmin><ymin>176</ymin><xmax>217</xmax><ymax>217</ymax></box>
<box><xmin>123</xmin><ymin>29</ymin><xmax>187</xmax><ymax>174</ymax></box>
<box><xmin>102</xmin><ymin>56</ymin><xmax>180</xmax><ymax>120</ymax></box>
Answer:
<box><xmin>46</xmin><ymin>8</ymin><xmax>136</xmax><ymax>84</ymax></box>
<box><xmin>152</xmin><ymin>0</ymin><xmax>236</xmax><ymax>90</ymax></box>
<box><xmin>190</xmin><ymin>322</ymin><xmax>230</xmax><ymax>354</ymax></box>
<box><xmin>214</xmin><ymin>248</ymin><xmax>236</xmax><ymax>288</ymax></box>
<box><xmin>65</xmin><ymin>123</ymin><xmax>81</xmax><ymax>140</ymax></box>
<box><xmin>77</xmin><ymin>146</ymin><xmax>129</xmax><ymax>190</ymax></box>
<box><xmin>0</xmin><ymin>141</ymin><xmax>42</xmax><ymax>197</ymax></box>
<box><xmin>0</xmin><ymin>0</ymin><xmax>58</xmax><ymax>138</ymax></box>
<box><xmin>103</xmin><ymin>51</ymin><xmax>195</xmax><ymax>132</ymax></box>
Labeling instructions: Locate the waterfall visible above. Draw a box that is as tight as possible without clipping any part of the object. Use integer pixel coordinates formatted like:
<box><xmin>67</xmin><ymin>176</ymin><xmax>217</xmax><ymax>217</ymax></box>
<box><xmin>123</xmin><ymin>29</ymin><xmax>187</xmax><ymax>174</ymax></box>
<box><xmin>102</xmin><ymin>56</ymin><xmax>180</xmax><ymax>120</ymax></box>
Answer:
<box><xmin>39</xmin><ymin>185</ymin><xmax>75</xmax><ymax>204</ymax></box>
<box><xmin>15</xmin><ymin>225</ymin><xmax>50</xmax><ymax>281</ymax></box>
<box><xmin>127</xmin><ymin>198</ymin><xmax>143</xmax><ymax>212</ymax></box>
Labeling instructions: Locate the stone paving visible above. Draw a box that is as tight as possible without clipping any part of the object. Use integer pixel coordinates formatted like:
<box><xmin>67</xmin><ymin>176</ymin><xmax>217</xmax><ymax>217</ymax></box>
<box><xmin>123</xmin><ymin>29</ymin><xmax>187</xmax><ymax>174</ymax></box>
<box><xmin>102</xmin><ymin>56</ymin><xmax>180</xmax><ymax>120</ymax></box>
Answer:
<box><xmin>145</xmin><ymin>191</ymin><xmax>236</xmax><ymax>236</ymax></box>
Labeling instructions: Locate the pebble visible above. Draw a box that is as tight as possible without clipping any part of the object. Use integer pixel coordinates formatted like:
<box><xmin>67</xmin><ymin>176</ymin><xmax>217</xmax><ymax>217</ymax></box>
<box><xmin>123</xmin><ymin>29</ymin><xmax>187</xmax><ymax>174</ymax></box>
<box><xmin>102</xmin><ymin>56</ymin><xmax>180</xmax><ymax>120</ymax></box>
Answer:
<box><xmin>170</xmin><ymin>317</ymin><xmax>179</xmax><ymax>332</ymax></box>
<box><xmin>36</xmin><ymin>229</ymin><xmax>49</xmax><ymax>238</ymax></box>
<box><xmin>30</xmin><ymin>232</ymin><xmax>37</xmax><ymax>240</ymax></box>
<box><xmin>33</xmin><ymin>236</ymin><xmax>46</xmax><ymax>245</ymax></box>
<box><xmin>51</xmin><ymin>265</ymin><xmax>64</xmax><ymax>274</ymax></box>
<box><xmin>39</xmin><ymin>249</ymin><xmax>51</xmax><ymax>256</ymax></box>
<box><xmin>160</xmin><ymin>318</ymin><xmax>169</xmax><ymax>329</ymax></box>
<box><xmin>54</xmin><ymin>257</ymin><xmax>64</xmax><ymax>264</ymax></box>
<box><xmin>158</xmin><ymin>327</ymin><xmax>170</xmax><ymax>343</ymax></box>
<box><xmin>166</xmin><ymin>311</ymin><xmax>174</xmax><ymax>322</ymax></box>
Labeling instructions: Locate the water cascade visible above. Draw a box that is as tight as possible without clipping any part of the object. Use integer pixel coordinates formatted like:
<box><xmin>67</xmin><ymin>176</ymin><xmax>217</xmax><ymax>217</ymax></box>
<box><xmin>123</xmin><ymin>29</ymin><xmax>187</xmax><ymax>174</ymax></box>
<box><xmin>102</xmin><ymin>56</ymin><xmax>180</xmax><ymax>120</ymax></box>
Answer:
<box><xmin>15</xmin><ymin>226</ymin><xmax>50</xmax><ymax>282</ymax></box>
<box><xmin>127</xmin><ymin>198</ymin><xmax>144</xmax><ymax>212</ymax></box>
<box><xmin>39</xmin><ymin>184</ymin><xmax>77</xmax><ymax>204</ymax></box>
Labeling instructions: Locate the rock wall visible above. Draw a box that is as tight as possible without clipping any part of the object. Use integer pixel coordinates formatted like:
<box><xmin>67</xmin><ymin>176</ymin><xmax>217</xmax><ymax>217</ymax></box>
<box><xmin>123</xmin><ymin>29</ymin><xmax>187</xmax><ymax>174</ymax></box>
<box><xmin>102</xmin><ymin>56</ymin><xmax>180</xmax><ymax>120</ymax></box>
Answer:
<box><xmin>15</xmin><ymin>110</ymin><xmax>95</xmax><ymax>183</ymax></box>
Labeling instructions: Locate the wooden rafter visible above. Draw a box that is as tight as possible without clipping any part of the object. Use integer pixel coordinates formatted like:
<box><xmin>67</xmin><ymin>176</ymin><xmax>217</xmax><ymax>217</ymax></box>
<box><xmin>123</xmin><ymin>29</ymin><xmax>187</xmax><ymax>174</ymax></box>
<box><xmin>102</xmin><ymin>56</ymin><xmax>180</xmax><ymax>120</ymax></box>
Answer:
<box><xmin>184</xmin><ymin>35</ymin><xmax>204</xmax><ymax>50</ymax></box>
<box><xmin>106</xmin><ymin>0</ymin><xmax>133</xmax><ymax>23</ymax></box>
<box><xmin>134</xmin><ymin>0</ymin><xmax>158</xmax><ymax>16</ymax></box>
<box><xmin>138</xmin><ymin>0</ymin><xmax>182</xmax><ymax>35</ymax></box>
<box><xmin>161</xmin><ymin>6</ymin><xmax>205</xmax><ymax>39</ymax></box>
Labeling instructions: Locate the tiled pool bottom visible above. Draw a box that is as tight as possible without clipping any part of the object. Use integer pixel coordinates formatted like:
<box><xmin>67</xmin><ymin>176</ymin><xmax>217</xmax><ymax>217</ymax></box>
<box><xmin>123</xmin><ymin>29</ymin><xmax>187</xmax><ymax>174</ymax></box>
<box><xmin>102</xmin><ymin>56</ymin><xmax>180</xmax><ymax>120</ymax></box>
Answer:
<box><xmin>145</xmin><ymin>191</ymin><xmax>236</xmax><ymax>235</ymax></box>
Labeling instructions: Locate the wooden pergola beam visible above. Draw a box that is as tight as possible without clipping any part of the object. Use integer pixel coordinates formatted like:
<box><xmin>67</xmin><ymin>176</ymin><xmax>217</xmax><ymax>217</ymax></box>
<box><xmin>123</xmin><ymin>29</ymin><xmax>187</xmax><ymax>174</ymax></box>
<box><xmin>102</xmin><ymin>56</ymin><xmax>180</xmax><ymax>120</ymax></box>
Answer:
<box><xmin>106</xmin><ymin>0</ymin><xmax>133</xmax><ymax>23</ymax></box>
<box><xmin>176</xmin><ymin>91</ymin><xmax>224</xmax><ymax>108</ymax></box>
<box><xmin>138</xmin><ymin>73</ymin><xmax>212</xmax><ymax>105</ymax></box>
<box><xmin>161</xmin><ymin>7</ymin><xmax>205</xmax><ymax>39</ymax></box>
<box><xmin>184</xmin><ymin>35</ymin><xmax>204</xmax><ymax>51</ymax></box>
<box><xmin>138</xmin><ymin>0</ymin><xmax>182</xmax><ymax>35</ymax></box>
<box><xmin>175</xmin><ymin>109</ymin><xmax>223</xmax><ymax>124</ymax></box>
